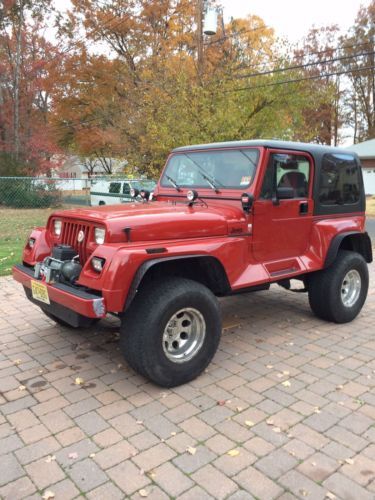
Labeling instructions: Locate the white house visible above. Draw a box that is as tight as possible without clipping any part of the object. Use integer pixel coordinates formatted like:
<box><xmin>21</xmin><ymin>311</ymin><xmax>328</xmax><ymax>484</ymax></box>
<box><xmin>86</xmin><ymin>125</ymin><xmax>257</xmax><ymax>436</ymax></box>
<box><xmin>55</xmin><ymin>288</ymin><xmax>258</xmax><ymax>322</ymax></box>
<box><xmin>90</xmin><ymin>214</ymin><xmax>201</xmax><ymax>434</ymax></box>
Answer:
<box><xmin>347</xmin><ymin>139</ymin><xmax>375</xmax><ymax>195</ymax></box>
<box><xmin>51</xmin><ymin>155</ymin><xmax>128</xmax><ymax>191</ymax></box>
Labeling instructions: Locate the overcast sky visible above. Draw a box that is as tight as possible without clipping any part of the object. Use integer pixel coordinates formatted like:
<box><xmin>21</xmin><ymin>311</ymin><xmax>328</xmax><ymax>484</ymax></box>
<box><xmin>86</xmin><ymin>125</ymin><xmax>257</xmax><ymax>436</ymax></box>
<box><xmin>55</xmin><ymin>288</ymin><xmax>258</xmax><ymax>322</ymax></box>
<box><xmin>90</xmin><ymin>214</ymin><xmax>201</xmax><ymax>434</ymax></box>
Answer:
<box><xmin>53</xmin><ymin>0</ymin><xmax>369</xmax><ymax>44</ymax></box>
<box><xmin>220</xmin><ymin>0</ymin><xmax>369</xmax><ymax>43</ymax></box>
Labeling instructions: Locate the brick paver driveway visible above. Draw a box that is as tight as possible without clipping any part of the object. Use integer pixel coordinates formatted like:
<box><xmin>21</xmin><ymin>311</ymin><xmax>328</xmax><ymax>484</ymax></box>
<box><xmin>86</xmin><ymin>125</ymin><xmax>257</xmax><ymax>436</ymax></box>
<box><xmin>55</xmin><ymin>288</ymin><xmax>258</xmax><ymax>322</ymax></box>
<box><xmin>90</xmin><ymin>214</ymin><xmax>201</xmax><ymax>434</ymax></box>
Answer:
<box><xmin>1</xmin><ymin>264</ymin><xmax>374</xmax><ymax>500</ymax></box>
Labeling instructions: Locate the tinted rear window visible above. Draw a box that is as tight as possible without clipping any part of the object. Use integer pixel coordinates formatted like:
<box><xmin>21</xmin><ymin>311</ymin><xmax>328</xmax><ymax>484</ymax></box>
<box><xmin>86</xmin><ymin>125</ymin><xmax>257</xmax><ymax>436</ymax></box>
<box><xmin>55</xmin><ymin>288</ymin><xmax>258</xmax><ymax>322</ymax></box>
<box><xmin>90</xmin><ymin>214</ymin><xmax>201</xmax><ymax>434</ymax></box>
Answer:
<box><xmin>319</xmin><ymin>154</ymin><xmax>360</xmax><ymax>205</ymax></box>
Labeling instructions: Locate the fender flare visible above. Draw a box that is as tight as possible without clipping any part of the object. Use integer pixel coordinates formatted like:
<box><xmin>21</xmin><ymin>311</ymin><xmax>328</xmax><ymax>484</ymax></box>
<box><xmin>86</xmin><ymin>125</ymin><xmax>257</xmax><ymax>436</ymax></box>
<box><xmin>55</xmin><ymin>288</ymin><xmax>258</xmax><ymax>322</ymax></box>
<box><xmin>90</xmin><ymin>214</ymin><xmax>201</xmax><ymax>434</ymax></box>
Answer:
<box><xmin>324</xmin><ymin>231</ymin><xmax>373</xmax><ymax>268</ymax></box>
<box><xmin>124</xmin><ymin>254</ymin><xmax>230</xmax><ymax>311</ymax></box>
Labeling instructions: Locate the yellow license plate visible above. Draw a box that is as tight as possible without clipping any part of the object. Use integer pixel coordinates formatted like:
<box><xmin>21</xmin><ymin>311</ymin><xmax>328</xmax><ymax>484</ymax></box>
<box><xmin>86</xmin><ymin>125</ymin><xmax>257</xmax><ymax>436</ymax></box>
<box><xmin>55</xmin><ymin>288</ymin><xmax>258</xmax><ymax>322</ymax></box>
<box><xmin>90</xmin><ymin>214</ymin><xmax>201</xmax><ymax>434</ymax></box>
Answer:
<box><xmin>31</xmin><ymin>281</ymin><xmax>50</xmax><ymax>305</ymax></box>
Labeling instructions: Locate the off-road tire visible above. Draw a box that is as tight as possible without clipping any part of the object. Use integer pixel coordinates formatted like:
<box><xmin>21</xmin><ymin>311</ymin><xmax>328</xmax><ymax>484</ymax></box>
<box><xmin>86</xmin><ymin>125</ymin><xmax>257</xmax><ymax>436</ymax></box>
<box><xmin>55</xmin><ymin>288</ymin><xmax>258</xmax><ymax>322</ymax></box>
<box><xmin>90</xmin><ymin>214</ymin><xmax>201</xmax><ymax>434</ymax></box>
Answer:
<box><xmin>308</xmin><ymin>250</ymin><xmax>368</xmax><ymax>323</ymax></box>
<box><xmin>120</xmin><ymin>277</ymin><xmax>222</xmax><ymax>387</ymax></box>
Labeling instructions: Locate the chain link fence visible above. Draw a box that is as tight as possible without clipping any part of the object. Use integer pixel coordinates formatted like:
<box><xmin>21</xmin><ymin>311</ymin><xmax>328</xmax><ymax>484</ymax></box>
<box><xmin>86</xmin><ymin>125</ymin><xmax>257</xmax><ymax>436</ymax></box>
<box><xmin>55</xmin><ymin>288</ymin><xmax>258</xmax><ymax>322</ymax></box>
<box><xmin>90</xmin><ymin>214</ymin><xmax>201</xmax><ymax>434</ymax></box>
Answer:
<box><xmin>0</xmin><ymin>176</ymin><xmax>158</xmax><ymax>209</ymax></box>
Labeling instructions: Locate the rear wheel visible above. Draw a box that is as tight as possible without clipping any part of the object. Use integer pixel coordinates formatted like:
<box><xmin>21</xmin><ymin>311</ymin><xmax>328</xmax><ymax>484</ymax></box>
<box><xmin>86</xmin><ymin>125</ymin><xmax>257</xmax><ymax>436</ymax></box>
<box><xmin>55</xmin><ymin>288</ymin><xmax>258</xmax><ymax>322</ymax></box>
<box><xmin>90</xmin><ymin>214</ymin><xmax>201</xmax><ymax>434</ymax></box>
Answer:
<box><xmin>308</xmin><ymin>250</ymin><xmax>368</xmax><ymax>323</ymax></box>
<box><xmin>120</xmin><ymin>277</ymin><xmax>222</xmax><ymax>387</ymax></box>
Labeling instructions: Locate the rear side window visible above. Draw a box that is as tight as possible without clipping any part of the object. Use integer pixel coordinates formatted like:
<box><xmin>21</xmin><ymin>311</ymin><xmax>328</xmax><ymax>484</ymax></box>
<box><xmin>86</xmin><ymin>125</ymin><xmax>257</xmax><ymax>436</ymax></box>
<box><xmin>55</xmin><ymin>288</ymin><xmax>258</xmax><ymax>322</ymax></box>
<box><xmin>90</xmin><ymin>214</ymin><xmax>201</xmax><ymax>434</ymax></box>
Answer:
<box><xmin>319</xmin><ymin>154</ymin><xmax>360</xmax><ymax>205</ymax></box>
<box><xmin>109</xmin><ymin>182</ymin><xmax>121</xmax><ymax>194</ymax></box>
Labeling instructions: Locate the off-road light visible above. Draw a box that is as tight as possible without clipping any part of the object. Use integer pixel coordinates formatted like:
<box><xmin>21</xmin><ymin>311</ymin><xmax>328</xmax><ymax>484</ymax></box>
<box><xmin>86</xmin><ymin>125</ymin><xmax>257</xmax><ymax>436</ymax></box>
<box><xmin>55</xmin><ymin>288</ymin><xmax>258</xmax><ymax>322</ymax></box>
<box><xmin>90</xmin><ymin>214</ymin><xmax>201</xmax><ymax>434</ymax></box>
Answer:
<box><xmin>91</xmin><ymin>257</ymin><xmax>105</xmax><ymax>272</ymax></box>
<box><xmin>94</xmin><ymin>227</ymin><xmax>106</xmax><ymax>244</ymax></box>
<box><xmin>53</xmin><ymin>220</ymin><xmax>62</xmax><ymax>236</ymax></box>
<box><xmin>187</xmin><ymin>190</ymin><xmax>198</xmax><ymax>203</ymax></box>
<box><xmin>28</xmin><ymin>237</ymin><xmax>36</xmax><ymax>248</ymax></box>
<box><xmin>241</xmin><ymin>193</ymin><xmax>254</xmax><ymax>213</ymax></box>
<box><xmin>130</xmin><ymin>187</ymin><xmax>139</xmax><ymax>198</ymax></box>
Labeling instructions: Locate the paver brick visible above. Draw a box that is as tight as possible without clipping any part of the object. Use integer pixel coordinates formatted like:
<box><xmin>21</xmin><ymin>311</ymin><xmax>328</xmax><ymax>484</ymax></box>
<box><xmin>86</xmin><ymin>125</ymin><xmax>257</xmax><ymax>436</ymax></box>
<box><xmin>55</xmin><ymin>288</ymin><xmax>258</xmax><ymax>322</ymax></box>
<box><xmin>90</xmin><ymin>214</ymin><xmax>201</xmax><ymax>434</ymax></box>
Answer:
<box><xmin>323</xmin><ymin>472</ymin><xmax>374</xmax><ymax>500</ymax></box>
<box><xmin>153</xmin><ymin>461</ymin><xmax>194</xmax><ymax>497</ymax></box>
<box><xmin>68</xmin><ymin>457</ymin><xmax>108</xmax><ymax>492</ymax></box>
<box><xmin>25</xmin><ymin>457</ymin><xmax>65</xmax><ymax>489</ymax></box>
<box><xmin>132</xmin><ymin>442</ymin><xmax>176</xmax><ymax>471</ymax></box>
<box><xmin>93</xmin><ymin>440</ymin><xmax>137</xmax><ymax>469</ymax></box>
<box><xmin>0</xmin><ymin>476</ymin><xmax>36</xmax><ymax>500</ymax></box>
<box><xmin>0</xmin><ymin>453</ymin><xmax>25</xmax><ymax>487</ymax></box>
<box><xmin>107</xmin><ymin>460</ymin><xmax>151</xmax><ymax>495</ymax></box>
<box><xmin>255</xmin><ymin>448</ymin><xmax>298</xmax><ymax>479</ymax></box>
<box><xmin>173</xmin><ymin>444</ymin><xmax>217</xmax><ymax>474</ymax></box>
<box><xmin>192</xmin><ymin>463</ymin><xmax>238</xmax><ymax>499</ymax></box>
<box><xmin>234</xmin><ymin>465</ymin><xmax>283</xmax><ymax>499</ymax></box>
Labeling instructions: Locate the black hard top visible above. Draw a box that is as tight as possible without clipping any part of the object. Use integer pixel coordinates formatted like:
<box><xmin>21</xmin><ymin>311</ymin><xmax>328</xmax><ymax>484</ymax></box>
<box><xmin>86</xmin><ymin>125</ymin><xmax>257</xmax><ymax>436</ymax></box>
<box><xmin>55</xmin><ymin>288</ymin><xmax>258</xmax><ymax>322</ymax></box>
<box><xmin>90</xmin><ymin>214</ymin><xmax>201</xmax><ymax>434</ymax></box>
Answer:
<box><xmin>172</xmin><ymin>139</ymin><xmax>358</xmax><ymax>158</ymax></box>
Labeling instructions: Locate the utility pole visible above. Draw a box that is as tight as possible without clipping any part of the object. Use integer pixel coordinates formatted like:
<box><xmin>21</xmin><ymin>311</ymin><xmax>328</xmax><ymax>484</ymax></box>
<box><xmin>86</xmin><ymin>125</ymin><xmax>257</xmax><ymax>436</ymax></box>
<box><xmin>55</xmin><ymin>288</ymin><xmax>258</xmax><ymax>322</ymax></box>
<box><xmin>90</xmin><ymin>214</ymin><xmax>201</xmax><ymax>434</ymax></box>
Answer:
<box><xmin>197</xmin><ymin>0</ymin><xmax>204</xmax><ymax>77</ymax></box>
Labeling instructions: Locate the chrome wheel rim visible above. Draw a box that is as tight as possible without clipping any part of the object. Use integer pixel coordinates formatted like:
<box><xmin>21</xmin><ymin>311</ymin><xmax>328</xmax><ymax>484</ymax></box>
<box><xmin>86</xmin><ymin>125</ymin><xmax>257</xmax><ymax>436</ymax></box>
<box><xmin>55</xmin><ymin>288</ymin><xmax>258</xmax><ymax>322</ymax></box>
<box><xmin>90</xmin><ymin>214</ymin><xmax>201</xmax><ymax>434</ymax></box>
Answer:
<box><xmin>341</xmin><ymin>269</ymin><xmax>361</xmax><ymax>308</ymax></box>
<box><xmin>162</xmin><ymin>308</ymin><xmax>206</xmax><ymax>363</ymax></box>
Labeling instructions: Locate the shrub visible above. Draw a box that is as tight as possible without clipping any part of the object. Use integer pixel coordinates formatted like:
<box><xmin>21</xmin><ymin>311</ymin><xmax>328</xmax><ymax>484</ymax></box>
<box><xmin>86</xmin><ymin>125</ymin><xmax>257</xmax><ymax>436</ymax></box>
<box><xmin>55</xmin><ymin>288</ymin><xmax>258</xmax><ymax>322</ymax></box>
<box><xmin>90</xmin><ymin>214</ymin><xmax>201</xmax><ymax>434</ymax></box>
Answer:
<box><xmin>0</xmin><ymin>178</ymin><xmax>61</xmax><ymax>208</ymax></box>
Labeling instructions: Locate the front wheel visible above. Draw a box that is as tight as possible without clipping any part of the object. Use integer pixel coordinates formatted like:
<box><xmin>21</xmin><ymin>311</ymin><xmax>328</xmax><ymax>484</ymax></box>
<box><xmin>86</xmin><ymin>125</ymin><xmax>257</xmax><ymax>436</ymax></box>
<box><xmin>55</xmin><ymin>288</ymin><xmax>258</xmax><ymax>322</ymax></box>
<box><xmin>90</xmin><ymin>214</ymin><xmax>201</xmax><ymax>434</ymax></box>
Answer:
<box><xmin>308</xmin><ymin>250</ymin><xmax>369</xmax><ymax>323</ymax></box>
<box><xmin>120</xmin><ymin>277</ymin><xmax>222</xmax><ymax>387</ymax></box>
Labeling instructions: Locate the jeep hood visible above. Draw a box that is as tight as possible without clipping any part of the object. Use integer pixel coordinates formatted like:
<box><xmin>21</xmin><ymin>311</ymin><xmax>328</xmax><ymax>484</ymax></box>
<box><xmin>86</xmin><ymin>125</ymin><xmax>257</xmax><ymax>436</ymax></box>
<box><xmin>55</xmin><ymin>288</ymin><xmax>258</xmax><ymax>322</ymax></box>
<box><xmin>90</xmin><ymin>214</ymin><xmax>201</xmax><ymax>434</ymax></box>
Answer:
<box><xmin>51</xmin><ymin>201</ymin><xmax>248</xmax><ymax>242</ymax></box>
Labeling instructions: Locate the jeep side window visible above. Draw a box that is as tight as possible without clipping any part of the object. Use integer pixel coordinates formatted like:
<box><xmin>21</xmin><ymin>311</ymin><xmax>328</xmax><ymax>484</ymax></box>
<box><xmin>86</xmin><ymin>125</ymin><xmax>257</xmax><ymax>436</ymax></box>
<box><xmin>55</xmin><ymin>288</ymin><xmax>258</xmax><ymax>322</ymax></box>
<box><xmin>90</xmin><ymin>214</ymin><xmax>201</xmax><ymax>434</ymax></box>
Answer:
<box><xmin>260</xmin><ymin>153</ymin><xmax>310</xmax><ymax>199</ymax></box>
<box><xmin>123</xmin><ymin>183</ymin><xmax>130</xmax><ymax>195</ymax></box>
<box><xmin>319</xmin><ymin>154</ymin><xmax>360</xmax><ymax>205</ymax></box>
<box><xmin>109</xmin><ymin>182</ymin><xmax>121</xmax><ymax>194</ymax></box>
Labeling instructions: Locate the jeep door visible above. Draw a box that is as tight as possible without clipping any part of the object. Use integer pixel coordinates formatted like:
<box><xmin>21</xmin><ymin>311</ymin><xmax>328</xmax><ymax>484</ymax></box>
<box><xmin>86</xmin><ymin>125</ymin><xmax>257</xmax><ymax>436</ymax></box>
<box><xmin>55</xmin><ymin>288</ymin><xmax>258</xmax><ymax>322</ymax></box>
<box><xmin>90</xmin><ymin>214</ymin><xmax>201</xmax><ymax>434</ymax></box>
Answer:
<box><xmin>252</xmin><ymin>149</ymin><xmax>314</xmax><ymax>266</ymax></box>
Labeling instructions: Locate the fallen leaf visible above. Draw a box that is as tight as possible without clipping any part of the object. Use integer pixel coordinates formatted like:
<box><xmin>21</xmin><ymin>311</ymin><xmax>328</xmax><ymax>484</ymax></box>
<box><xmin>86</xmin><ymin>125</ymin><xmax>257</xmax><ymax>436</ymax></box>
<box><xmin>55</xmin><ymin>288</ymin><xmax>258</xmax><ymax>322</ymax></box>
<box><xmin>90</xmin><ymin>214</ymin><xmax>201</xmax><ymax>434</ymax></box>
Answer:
<box><xmin>345</xmin><ymin>458</ymin><xmax>354</xmax><ymax>465</ymax></box>
<box><xmin>139</xmin><ymin>469</ymin><xmax>145</xmax><ymax>475</ymax></box>
<box><xmin>299</xmin><ymin>489</ymin><xmax>308</xmax><ymax>497</ymax></box>
<box><xmin>89</xmin><ymin>453</ymin><xmax>96</xmax><ymax>458</ymax></box>
<box><xmin>186</xmin><ymin>446</ymin><xmax>196</xmax><ymax>455</ymax></box>
<box><xmin>272</xmin><ymin>427</ymin><xmax>281</xmax><ymax>433</ymax></box>
<box><xmin>236</xmin><ymin>406</ymin><xmax>243</xmax><ymax>412</ymax></box>
<box><xmin>136</xmin><ymin>420</ymin><xmax>143</xmax><ymax>425</ymax></box>
<box><xmin>13</xmin><ymin>359</ymin><xmax>22</xmax><ymax>365</ymax></box>
<box><xmin>266</xmin><ymin>364</ymin><xmax>273</xmax><ymax>369</ymax></box>
<box><xmin>110</xmin><ymin>369</ymin><xmax>117</xmax><ymax>374</ymax></box>
<box><xmin>227</xmin><ymin>449</ymin><xmax>240</xmax><ymax>457</ymax></box>
<box><xmin>283</xmin><ymin>370</ymin><xmax>290</xmax><ymax>376</ymax></box>
<box><xmin>170</xmin><ymin>431</ymin><xmax>177</xmax><ymax>436</ymax></box>
<box><xmin>42</xmin><ymin>491</ymin><xmax>55</xmax><ymax>500</ymax></box>
<box><xmin>45</xmin><ymin>455</ymin><xmax>56</xmax><ymax>463</ymax></box>
<box><xmin>276</xmin><ymin>373</ymin><xmax>284</xmax><ymax>378</ymax></box>
<box><xmin>139</xmin><ymin>489</ymin><xmax>148</xmax><ymax>497</ymax></box>
<box><xmin>266</xmin><ymin>419</ymin><xmax>274</xmax><ymax>425</ymax></box>
<box><xmin>74</xmin><ymin>377</ymin><xmax>84</xmax><ymax>385</ymax></box>
<box><xmin>68</xmin><ymin>452</ymin><xmax>78</xmax><ymax>459</ymax></box>
<box><xmin>336</xmin><ymin>385</ymin><xmax>344</xmax><ymax>390</ymax></box>
<box><xmin>217</xmin><ymin>400</ymin><xmax>226</xmax><ymax>406</ymax></box>
<box><xmin>311</xmin><ymin>461</ymin><xmax>316</xmax><ymax>467</ymax></box>
<box><xmin>326</xmin><ymin>492</ymin><xmax>336</xmax><ymax>500</ymax></box>
<box><xmin>245</xmin><ymin>420</ymin><xmax>255</xmax><ymax>427</ymax></box>
<box><xmin>18</xmin><ymin>385</ymin><xmax>26</xmax><ymax>391</ymax></box>
<box><xmin>282</xmin><ymin>380</ymin><xmax>291</xmax><ymax>387</ymax></box>
<box><xmin>314</xmin><ymin>407</ymin><xmax>321</xmax><ymax>414</ymax></box>
<box><xmin>117</xmin><ymin>363</ymin><xmax>123</xmax><ymax>368</ymax></box>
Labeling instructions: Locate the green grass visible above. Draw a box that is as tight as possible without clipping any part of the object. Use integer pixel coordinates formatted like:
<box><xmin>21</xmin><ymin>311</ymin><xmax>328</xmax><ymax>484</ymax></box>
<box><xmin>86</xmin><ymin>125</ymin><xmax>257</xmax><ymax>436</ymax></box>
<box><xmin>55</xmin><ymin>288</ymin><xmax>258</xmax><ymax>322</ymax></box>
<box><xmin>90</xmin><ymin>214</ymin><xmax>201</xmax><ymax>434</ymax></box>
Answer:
<box><xmin>0</xmin><ymin>207</ymin><xmax>53</xmax><ymax>276</ymax></box>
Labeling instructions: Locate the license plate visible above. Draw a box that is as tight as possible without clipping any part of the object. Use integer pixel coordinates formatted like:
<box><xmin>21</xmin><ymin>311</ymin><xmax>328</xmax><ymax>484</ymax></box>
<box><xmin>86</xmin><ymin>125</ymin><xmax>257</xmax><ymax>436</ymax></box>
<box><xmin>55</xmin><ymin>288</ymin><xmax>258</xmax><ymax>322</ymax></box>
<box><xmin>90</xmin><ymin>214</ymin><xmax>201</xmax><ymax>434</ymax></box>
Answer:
<box><xmin>31</xmin><ymin>281</ymin><xmax>50</xmax><ymax>304</ymax></box>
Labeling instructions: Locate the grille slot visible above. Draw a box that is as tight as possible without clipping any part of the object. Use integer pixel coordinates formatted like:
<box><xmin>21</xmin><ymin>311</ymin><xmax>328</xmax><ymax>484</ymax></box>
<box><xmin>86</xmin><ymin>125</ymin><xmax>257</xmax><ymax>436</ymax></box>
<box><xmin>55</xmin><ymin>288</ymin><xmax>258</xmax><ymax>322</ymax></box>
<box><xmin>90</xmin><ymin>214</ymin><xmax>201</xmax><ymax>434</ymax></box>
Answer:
<box><xmin>60</xmin><ymin>221</ymin><xmax>90</xmax><ymax>263</ymax></box>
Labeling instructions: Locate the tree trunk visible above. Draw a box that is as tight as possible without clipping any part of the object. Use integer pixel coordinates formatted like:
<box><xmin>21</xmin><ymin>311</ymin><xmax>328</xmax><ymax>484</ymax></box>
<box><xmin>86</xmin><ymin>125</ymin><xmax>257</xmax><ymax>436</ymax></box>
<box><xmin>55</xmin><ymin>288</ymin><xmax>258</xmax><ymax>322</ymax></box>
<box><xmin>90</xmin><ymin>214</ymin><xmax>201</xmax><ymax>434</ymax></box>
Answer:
<box><xmin>13</xmin><ymin>0</ymin><xmax>24</xmax><ymax>160</ymax></box>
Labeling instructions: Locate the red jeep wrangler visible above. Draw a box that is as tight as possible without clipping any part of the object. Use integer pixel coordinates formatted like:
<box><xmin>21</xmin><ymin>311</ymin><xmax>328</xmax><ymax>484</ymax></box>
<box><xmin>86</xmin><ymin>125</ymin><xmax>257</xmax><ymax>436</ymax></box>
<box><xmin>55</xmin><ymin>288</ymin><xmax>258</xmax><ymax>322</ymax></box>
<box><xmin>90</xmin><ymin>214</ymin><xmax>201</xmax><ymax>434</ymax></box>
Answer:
<box><xmin>13</xmin><ymin>140</ymin><xmax>372</xmax><ymax>387</ymax></box>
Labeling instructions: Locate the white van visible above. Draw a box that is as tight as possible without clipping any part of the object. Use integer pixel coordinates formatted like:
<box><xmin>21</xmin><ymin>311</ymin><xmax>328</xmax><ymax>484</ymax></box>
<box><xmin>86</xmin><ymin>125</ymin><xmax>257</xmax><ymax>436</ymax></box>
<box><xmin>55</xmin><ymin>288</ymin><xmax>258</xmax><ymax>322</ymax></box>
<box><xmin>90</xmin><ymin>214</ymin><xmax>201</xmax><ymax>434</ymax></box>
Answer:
<box><xmin>90</xmin><ymin>178</ymin><xmax>156</xmax><ymax>206</ymax></box>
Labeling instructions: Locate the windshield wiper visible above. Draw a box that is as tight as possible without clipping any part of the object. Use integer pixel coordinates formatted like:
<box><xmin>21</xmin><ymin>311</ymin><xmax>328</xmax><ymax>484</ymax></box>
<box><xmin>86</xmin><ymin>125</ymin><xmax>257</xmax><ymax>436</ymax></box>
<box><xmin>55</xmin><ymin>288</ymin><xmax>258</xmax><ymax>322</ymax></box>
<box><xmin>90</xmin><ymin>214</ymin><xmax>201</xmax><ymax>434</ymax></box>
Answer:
<box><xmin>165</xmin><ymin>175</ymin><xmax>181</xmax><ymax>192</ymax></box>
<box><xmin>199</xmin><ymin>172</ymin><xmax>219</xmax><ymax>192</ymax></box>
<box><xmin>184</xmin><ymin>153</ymin><xmax>221</xmax><ymax>192</ymax></box>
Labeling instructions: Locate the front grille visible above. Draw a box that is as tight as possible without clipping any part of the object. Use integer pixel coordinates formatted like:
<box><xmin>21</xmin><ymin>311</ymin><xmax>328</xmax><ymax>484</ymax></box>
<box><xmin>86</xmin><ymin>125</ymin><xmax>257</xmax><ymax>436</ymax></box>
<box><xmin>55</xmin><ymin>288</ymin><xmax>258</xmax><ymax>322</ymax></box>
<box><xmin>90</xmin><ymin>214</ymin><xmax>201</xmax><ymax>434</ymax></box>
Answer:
<box><xmin>60</xmin><ymin>221</ymin><xmax>91</xmax><ymax>263</ymax></box>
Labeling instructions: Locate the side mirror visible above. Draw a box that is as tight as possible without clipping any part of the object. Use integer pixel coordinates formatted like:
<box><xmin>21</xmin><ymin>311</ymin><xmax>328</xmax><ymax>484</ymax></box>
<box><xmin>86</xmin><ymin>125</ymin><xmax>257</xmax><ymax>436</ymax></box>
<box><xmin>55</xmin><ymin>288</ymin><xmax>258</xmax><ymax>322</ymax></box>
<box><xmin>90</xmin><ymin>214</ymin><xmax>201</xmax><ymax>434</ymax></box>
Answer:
<box><xmin>241</xmin><ymin>193</ymin><xmax>254</xmax><ymax>213</ymax></box>
<box><xmin>276</xmin><ymin>187</ymin><xmax>294</xmax><ymax>200</ymax></box>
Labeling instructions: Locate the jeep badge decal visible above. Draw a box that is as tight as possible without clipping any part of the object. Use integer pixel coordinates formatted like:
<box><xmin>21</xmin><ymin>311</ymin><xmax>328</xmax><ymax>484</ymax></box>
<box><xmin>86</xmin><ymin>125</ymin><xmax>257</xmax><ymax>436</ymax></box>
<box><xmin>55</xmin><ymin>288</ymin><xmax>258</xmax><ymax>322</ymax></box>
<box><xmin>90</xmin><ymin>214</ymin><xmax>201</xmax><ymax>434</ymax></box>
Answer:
<box><xmin>77</xmin><ymin>230</ymin><xmax>85</xmax><ymax>243</ymax></box>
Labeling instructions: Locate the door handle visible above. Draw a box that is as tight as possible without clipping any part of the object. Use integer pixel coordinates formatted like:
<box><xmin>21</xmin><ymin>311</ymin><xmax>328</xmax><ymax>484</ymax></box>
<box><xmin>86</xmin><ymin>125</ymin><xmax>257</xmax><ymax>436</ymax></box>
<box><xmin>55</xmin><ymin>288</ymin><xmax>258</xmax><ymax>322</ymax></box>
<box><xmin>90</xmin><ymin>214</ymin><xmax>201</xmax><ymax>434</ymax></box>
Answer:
<box><xmin>299</xmin><ymin>201</ymin><xmax>308</xmax><ymax>215</ymax></box>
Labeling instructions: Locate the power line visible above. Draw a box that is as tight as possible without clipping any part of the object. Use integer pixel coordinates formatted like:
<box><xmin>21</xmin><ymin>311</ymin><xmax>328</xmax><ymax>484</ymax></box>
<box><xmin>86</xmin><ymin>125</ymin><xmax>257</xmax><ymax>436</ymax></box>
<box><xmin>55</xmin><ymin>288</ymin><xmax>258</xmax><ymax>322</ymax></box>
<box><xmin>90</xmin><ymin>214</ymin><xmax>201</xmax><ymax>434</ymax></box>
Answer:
<box><xmin>232</xmin><ymin>41</ymin><xmax>372</xmax><ymax>73</ymax></box>
<box><xmin>223</xmin><ymin>65</ymin><xmax>375</xmax><ymax>93</ymax></box>
<box><xmin>230</xmin><ymin>50</ymin><xmax>374</xmax><ymax>81</ymax></box>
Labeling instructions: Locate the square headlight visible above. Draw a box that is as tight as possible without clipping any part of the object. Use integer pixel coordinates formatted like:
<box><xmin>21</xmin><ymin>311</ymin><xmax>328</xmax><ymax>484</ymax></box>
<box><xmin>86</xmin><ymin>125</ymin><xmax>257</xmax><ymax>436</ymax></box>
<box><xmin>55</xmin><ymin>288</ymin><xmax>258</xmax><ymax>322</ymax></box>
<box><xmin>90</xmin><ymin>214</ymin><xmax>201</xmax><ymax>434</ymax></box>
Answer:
<box><xmin>94</xmin><ymin>227</ymin><xmax>106</xmax><ymax>244</ymax></box>
<box><xmin>53</xmin><ymin>219</ymin><xmax>62</xmax><ymax>236</ymax></box>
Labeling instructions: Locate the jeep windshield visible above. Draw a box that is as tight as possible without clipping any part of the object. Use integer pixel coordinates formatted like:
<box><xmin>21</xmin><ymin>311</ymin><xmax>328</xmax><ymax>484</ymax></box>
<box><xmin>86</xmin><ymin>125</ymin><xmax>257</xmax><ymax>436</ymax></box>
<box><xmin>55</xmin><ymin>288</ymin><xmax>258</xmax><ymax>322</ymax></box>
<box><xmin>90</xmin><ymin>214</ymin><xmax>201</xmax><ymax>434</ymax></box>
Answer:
<box><xmin>161</xmin><ymin>148</ymin><xmax>259</xmax><ymax>190</ymax></box>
